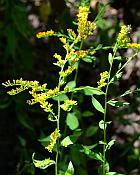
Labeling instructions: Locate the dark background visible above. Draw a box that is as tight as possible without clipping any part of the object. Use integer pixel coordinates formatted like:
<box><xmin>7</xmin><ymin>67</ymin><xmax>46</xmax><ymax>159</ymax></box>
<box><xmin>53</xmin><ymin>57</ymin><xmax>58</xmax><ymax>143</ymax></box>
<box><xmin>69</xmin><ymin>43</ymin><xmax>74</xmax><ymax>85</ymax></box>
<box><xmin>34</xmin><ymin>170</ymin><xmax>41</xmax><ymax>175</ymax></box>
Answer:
<box><xmin>0</xmin><ymin>0</ymin><xmax>140</xmax><ymax>174</ymax></box>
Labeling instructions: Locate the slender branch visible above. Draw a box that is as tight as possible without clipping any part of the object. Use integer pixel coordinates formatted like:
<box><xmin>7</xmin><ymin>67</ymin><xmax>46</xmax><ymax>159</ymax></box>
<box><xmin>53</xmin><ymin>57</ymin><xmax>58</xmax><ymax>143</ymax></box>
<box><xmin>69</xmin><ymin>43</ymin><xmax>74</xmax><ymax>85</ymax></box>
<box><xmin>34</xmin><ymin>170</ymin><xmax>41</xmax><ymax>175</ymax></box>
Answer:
<box><xmin>103</xmin><ymin>44</ymin><xmax>118</xmax><ymax>175</ymax></box>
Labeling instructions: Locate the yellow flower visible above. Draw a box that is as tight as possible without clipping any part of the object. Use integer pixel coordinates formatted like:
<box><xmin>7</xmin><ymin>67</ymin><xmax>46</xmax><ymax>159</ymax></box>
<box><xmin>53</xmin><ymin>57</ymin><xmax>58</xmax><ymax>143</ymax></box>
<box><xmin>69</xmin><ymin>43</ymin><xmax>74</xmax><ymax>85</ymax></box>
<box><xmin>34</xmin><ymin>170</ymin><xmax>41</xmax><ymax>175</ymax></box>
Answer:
<box><xmin>53</xmin><ymin>53</ymin><xmax>65</xmax><ymax>66</ymax></box>
<box><xmin>127</xmin><ymin>43</ymin><xmax>140</xmax><ymax>50</ymax></box>
<box><xmin>59</xmin><ymin>66</ymin><xmax>76</xmax><ymax>78</ymax></box>
<box><xmin>59</xmin><ymin>37</ymin><xmax>67</xmax><ymax>45</ymax></box>
<box><xmin>77</xmin><ymin>6</ymin><xmax>96</xmax><ymax>40</ymax></box>
<box><xmin>67</xmin><ymin>29</ymin><xmax>77</xmax><ymax>40</ymax></box>
<box><xmin>46</xmin><ymin>129</ymin><xmax>59</xmax><ymax>153</ymax></box>
<box><xmin>117</xmin><ymin>25</ymin><xmax>131</xmax><ymax>47</ymax></box>
<box><xmin>61</xmin><ymin>99</ymin><xmax>77</xmax><ymax>111</ymax></box>
<box><xmin>36</xmin><ymin>30</ymin><xmax>54</xmax><ymax>38</ymax></box>
<box><xmin>97</xmin><ymin>71</ymin><xmax>109</xmax><ymax>89</ymax></box>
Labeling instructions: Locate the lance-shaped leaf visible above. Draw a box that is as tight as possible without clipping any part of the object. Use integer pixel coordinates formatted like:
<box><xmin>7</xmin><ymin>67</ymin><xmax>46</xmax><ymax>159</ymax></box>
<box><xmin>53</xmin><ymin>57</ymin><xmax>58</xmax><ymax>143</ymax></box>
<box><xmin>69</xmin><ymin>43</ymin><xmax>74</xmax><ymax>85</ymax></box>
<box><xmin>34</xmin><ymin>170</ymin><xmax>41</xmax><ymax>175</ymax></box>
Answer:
<box><xmin>32</xmin><ymin>153</ymin><xmax>55</xmax><ymax>169</ymax></box>
<box><xmin>82</xmin><ymin>145</ymin><xmax>103</xmax><ymax>162</ymax></box>
<box><xmin>74</xmin><ymin>86</ymin><xmax>105</xmax><ymax>96</ymax></box>
<box><xmin>106</xmin><ymin>140</ymin><xmax>115</xmax><ymax>151</ymax></box>
<box><xmin>107</xmin><ymin>100</ymin><xmax>129</xmax><ymax>107</ymax></box>
<box><xmin>65</xmin><ymin>161</ymin><xmax>74</xmax><ymax>175</ymax></box>
<box><xmin>106</xmin><ymin>172</ymin><xmax>124</xmax><ymax>175</ymax></box>
<box><xmin>108</xmin><ymin>53</ymin><xmax>113</xmax><ymax>65</ymax></box>
<box><xmin>92</xmin><ymin>96</ymin><xmax>104</xmax><ymax>113</ymax></box>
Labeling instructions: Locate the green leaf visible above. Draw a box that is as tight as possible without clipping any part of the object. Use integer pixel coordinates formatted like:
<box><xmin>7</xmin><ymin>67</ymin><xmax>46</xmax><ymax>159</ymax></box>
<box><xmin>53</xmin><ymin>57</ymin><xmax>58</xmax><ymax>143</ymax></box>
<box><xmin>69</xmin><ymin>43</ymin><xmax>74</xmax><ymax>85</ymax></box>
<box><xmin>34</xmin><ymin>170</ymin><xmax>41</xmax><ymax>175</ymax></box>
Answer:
<box><xmin>85</xmin><ymin>126</ymin><xmax>98</xmax><ymax>137</ymax></box>
<box><xmin>74</xmin><ymin>86</ymin><xmax>104</xmax><ymax>95</ymax></box>
<box><xmin>107</xmin><ymin>100</ymin><xmax>129</xmax><ymax>107</ymax></box>
<box><xmin>120</xmin><ymin>90</ymin><xmax>132</xmax><ymax>97</ymax></box>
<box><xmin>79</xmin><ymin>86</ymin><xmax>104</xmax><ymax>96</ymax></box>
<box><xmin>108</xmin><ymin>53</ymin><xmax>113</xmax><ymax>65</ymax></box>
<box><xmin>82</xmin><ymin>111</ymin><xmax>94</xmax><ymax>117</ymax></box>
<box><xmin>92</xmin><ymin>96</ymin><xmax>104</xmax><ymax>113</ymax></box>
<box><xmin>106</xmin><ymin>172</ymin><xmax>124</xmax><ymax>175</ymax></box>
<box><xmin>32</xmin><ymin>153</ymin><xmax>55</xmax><ymax>169</ymax></box>
<box><xmin>94</xmin><ymin>3</ymin><xmax>106</xmax><ymax>23</ymax></box>
<box><xmin>82</xmin><ymin>146</ymin><xmax>103</xmax><ymax>162</ymax></box>
<box><xmin>106</xmin><ymin>140</ymin><xmax>115</xmax><ymax>150</ymax></box>
<box><xmin>66</xmin><ymin>113</ymin><xmax>79</xmax><ymax>130</ymax></box>
<box><xmin>52</xmin><ymin>93</ymin><xmax>68</xmax><ymax>101</ymax></box>
<box><xmin>65</xmin><ymin>161</ymin><xmax>74</xmax><ymax>175</ymax></box>
<box><xmin>114</xmin><ymin>56</ymin><xmax>122</xmax><ymax>61</ymax></box>
<box><xmin>66</xmin><ymin>81</ymin><xmax>76</xmax><ymax>90</ymax></box>
<box><xmin>99</xmin><ymin>120</ymin><xmax>112</xmax><ymax>130</ymax></box>
<box><xmin>61</xmin><ymin>130</ymin><xmax>81</xmax><ymax>147</ymax></box>
<box><xmin>61</xmin><ymin>136</ymin><xmax>73</xmax><ymax>147</ymax></box>
<box><xmin>110</xmin><ymin>72</ymin><xmax>123</xmax><ymax>83</ymax></box>
<box><xmin>82</xmin><ymin>56</ymin><xmax>92</xmax><ymax>63</ymax></box>
<box><xmin>95</xmin><ymin>44</ymin><xmax>103</xmax><ymax>50</ymax></box>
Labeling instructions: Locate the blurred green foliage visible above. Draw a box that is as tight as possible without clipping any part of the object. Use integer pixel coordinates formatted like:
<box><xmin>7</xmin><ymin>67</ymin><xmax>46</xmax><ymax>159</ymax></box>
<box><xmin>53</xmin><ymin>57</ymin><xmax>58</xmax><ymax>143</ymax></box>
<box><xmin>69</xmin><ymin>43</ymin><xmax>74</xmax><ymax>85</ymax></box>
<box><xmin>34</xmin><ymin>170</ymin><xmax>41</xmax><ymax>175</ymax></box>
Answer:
<box><xmin>1</xmin><ymin>0</ymin><xmax>140</xmax><ymax>175</ymax></box>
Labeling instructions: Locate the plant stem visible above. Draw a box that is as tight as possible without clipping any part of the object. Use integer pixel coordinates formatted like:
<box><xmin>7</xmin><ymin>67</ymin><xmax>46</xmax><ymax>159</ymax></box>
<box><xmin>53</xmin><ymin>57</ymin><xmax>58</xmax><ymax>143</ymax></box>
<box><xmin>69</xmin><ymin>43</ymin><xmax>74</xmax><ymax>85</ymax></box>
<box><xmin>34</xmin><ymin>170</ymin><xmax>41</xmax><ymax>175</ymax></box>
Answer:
<box><xmin>102</xmin><ymin>45</ymin><xmax>118</xmax><ymax>175</ymax></box>
<box><xmin>55</xmin><ymin>50</ymin><xmax>69</xmax><ymax>175</ymax></box>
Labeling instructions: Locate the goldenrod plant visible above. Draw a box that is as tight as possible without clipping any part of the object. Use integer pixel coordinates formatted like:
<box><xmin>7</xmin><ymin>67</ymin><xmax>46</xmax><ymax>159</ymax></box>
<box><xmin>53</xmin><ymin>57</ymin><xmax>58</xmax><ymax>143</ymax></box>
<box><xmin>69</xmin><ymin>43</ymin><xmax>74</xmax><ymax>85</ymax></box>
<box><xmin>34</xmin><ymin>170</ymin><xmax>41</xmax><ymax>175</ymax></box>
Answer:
<box><xmin>2</xmin><ymin>3</ymin><xmax>140</xmax><ymax>175</ymax></box>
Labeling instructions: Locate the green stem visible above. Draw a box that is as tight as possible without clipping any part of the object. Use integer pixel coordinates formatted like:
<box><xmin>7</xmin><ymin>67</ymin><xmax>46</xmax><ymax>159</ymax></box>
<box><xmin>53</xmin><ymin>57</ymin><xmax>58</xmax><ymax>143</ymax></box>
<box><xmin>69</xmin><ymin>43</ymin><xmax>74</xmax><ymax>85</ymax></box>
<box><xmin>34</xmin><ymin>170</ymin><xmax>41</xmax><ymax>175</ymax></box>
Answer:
<box><xmin>103</xmin><ymin>45</ymin><xmax>118</xmax><ymax>175</ymax></box>
<box><xmin>55</xmin><ymin>49</ymin><xmax>69</xmax><ymax>175</ymax></box>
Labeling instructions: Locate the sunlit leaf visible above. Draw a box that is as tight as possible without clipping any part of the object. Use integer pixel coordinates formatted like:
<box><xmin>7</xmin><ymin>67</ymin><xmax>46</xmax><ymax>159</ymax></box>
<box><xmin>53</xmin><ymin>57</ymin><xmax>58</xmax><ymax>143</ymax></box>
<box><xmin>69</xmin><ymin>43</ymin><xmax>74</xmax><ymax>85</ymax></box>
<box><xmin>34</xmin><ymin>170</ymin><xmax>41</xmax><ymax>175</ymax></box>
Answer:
<box><xmin>32</xmin><ymin>153</ymin><xmax>55</xmax><ymax>169</ymax></box>
<box><xmin>108</xmin><ymin>53</ymin><xmax>113</xmax><ymax>65</ymax></box>
<box><xmin>106</xmin><ymin>140</ymin><xmax>115</xmax><ymax>150</ymax></box>
<box><xmin>66</xmin><ymin>81</ymin><xmax>76</xmax><ymax>90</ymax></box>
<box><xmin>74</xmin><ymin>86</ymin><xmax>104</xmax><ymax>95</ymax></box>
<box><xmin>61</xmin><ymin>136</ymin><xmax>73</xmax><ymax>147</ymax></box>
<box><xmin>106</xmin><ymin>172</ymin><xmax>124</xmax><ymax>175</ymax></box>
<box><xmin>53</xmin><ymin>93</ymin><xmax>68</xmax><ymax>101</ymax></box>
<box><xmin>65</xmin><ymin>161</ymin><xmax>74</xmax><ymax>175</ymax></box>
<box><xmin>66</xmin><ymin>113</ymin><xmax>79</xmax><ymax>130</ymax></box>
<box><xmin>107</xmin><ymin>100</ymin><xmax>129</xmax><ymax>107</ymax></box>
<box><xmin>92</xmin><ymin>96</ymin><xmax>104</xmax><ymax>113</ymax></box>
<box><xmin>99</xmin><ymin>120</ymin><xmax>111</xmax><ymax>130</ymax></box>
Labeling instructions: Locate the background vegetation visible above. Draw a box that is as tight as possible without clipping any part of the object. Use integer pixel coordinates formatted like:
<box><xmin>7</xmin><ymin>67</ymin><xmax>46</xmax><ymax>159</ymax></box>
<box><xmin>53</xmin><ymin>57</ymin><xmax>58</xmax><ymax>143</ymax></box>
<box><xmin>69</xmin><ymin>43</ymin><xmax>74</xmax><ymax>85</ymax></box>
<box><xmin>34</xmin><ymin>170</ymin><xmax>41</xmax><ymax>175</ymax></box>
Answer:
<box><xmin>1</xmin><ymin>0</ymin><xmax>140</xmax><ymax>174</ymax></box>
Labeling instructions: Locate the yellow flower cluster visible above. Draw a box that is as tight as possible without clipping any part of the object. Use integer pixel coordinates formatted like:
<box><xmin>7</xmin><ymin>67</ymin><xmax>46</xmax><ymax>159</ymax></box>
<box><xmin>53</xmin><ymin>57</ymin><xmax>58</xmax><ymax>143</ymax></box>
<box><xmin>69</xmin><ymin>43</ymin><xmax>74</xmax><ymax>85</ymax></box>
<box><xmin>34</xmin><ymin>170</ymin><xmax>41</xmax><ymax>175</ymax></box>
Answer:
<box><xmin>59</xmin><ymin>66</ymin><xmax>76</xmax><ymax>78</ymax></box>
<box><xmin>59</xmin><ymin>37</ymin><xmax>67</xmax><ymax>45</ymax></box>
<box><xmin>97</xmin><ymin>71</ymin><xmax>109</xmax><ymax>89</ymax></box>
<box><xmin>27</xmin><ymin>87</ymin><xmax>59</xmax><ymax>112</ymax></box>
<box><xmin>73</xmin><ymin>50</ymin><xmax>89</xmax><ymax>62</ymax></box>
<box><xmin>117</xmin><ymin>25</ymin><xmax>131</xmax><ymax>47</ymax></box>
<box><xmin>46</xmin><ymin>129</ymin><xmax>59</xmax><ymax>153</ymax></box>
<box><xmin>53</xmin><ymin>53</ymin><xmax>65</xmax><ymax>66</ymax></box>
<box><xmin>36</xmin><ymin>30</ymin><xmax>54</xmax><ymax>38</ymax></box>
<box><xmin>61</xmin><ymin>99</ymin><xmax>77</xmax><ymax>111</ymax></box>
<box><xmin>2</xmin><ymin>78</ymin><xmax>47</xmax><ymax>95</ymax></box>
<box><xmin>127</xmin><ymin>43</ymin><xmax>140</xmax><ymax>50</ymax></box>
<box><xmin>77</xmin><ymin>6</ymin><xmax>96</xmax><ymax>40</ymax></box>
<box><xmin>66</xmin><ymin>48</ymin><xmax>75</xmax><ymax>60</ymax></box>
<box><xmin>67</xmin><ymin>29</ymin><xmax>76</xmax><ymax>40</ymax></box>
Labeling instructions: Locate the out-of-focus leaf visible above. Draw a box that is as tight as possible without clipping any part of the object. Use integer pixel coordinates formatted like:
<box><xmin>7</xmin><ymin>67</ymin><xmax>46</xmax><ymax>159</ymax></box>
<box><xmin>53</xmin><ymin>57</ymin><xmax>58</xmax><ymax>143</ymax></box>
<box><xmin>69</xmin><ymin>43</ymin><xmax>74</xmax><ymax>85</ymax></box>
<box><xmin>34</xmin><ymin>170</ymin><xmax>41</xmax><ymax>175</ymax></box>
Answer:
<box><xmin>107</xmin><ymin>100</ymin><xmax>129</xmax><ymax>107</ymax></box>
<box><xmin>85</xmin><ymin>126</ymin><xmax>98</xmax><ymax>137</ymax></box>
<box><xmin>82</xmin><ymin>111</ymin><xmax>94</xmax><ymax>117</ymax></box>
